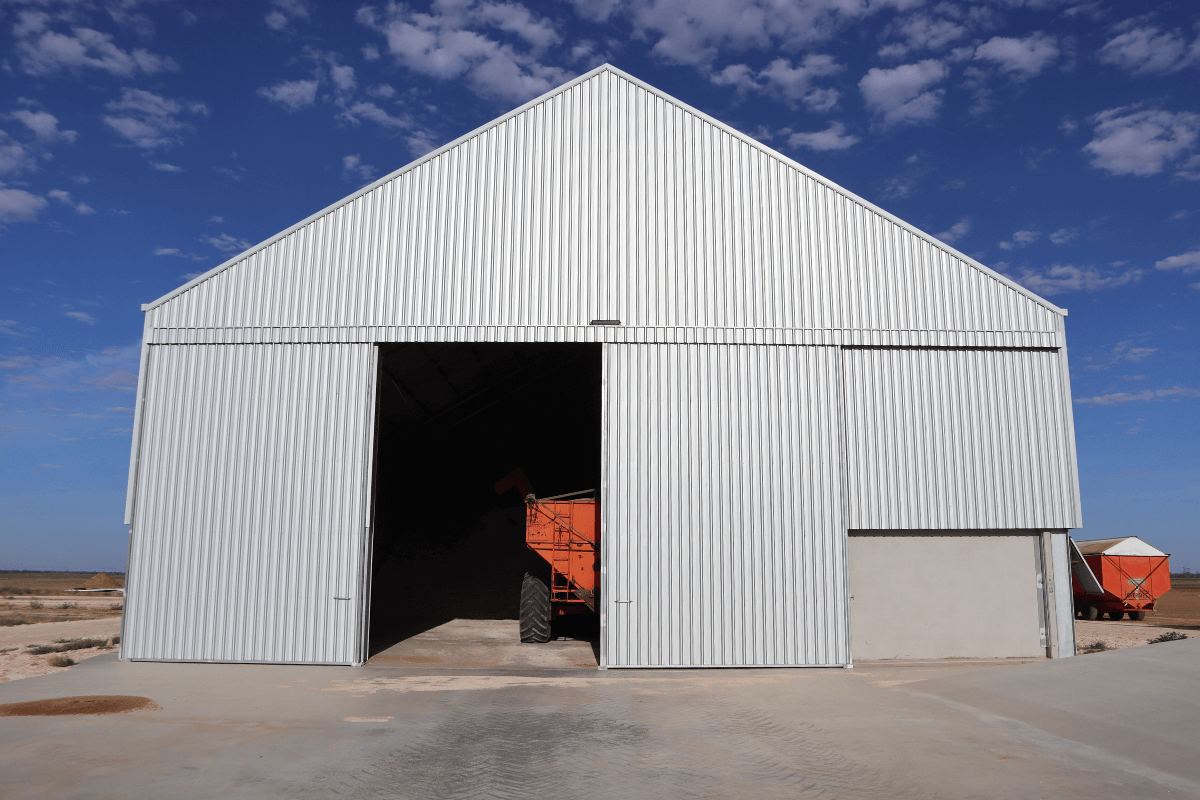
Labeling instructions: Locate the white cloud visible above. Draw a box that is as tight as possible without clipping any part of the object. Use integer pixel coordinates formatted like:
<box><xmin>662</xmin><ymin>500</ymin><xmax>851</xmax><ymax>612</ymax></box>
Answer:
<box><xmin>859</xmin><ymin>59</ymin><xmax>948</xmax><ymax>125</ymax></box>
<box><xmin>356</xmin><ymin>2</ymin><xmax>570</xmax><ymax>102</ymax></box>
<box><xmin>1155</xmin><ymin>247</ymin><xmax>1200</xmax><ymax>273</ymax></box>
<box><xmin>338</xmin><ymin>100</ymin><xmax>413</xmax><ymax>131</ymax></box>
<box><xmin>330</xmin><ymin>64</ymin><xmax>357</xmax><ymax>95</ymax></box>
<box><xmin>474</xmin><ymin>2</ymin><xmax>560</xmax><ymax>50</ymax></box>
<box><xmin>974</xmin><ymin>33</ymin><xmax>1059</xmax><ymax>78</ymax></box>
<box><xmin>787</xmin><ymin>122</ymin><xmax>859</xmax><ymax>151</ymax></box>
<box><xmin>935</xmin><ymin>218</ymin><xmax>971</xmax><ymax>244</ymax></box>
<box><xmin>1084</xmin><ymin>107</ymin><xmax>1200</xmax><ymax>178</ymax></box>
<box><xmin>880</xmin><ymin>15</ymin><xmax>966</xmax><ymax>59</ymax></box>
<box><xmin>258</xmin><ymin>79</ymin><xmax>319</xmax><ymax>111</ymax></box>
<box><xmin>343</xmin><ymin>154</ymin><xmax>377</xmax><ymax>183</ymax></box>
<box><xmin>13</xmin><ymin>12</ymin><xmax>177</xmax><ymax>77</ymax></box>
<box><xmin>201</xmin><ymin>233</ymin><xmax>253</xmax><ymax>252</ymax></box>
<box><xmin>0</xmin><ymin>187</ymin><xmax>49</xmax><ymax>222</ymax></box>
<box><xmin>710</xmin><ymin>63</ymin><xmax>758</xmax><ymax>92</ymax></box>
<box><xmin>1076</xmin><ymin>387</ymin><xmax>1200</xmax><ymax>406</ymax></box>
<box><xmin>1049</xmin><ymin>227</ymin><xmax>1078</xmax><ymax>245</ymax></box>
<box><xmin>998</xmin><ymin>229</ymin><xmax>1039</xmax><ymax>250</ymax></box>
<box><xmin>8</xmin><ymin>110</ymin><xmax>77</xmax><ymax>144</ymax></box>
<box><xmin>265</xmin><ymin>0</ymin><xmax>313</xmax><ymax>30</ymax></box>
<box><xmin>64</xmin><ymin>310</ymin><xmax>98</xmax><ymax>325</ymax></box>
<box><xmin>1082</xmin><ymin>337</ymin><xmax>1158</xmax><ymax>371</ymax></box>
<box><xmin>363</xmin><ymin>43</ymin><xmax>381</xmax><ymax>60</ymax></box>
<box><xmin>47</xmin><ymin>189</ymin><xmax>95</xmax><ymax>215</ymax></box>
<box><xmin>0</xmin><ymin>130</ymin><xmax>38</xmax><ymax>177</ymax></box>
<box><xmin>625</xmin><ymin>0</ymin><xmax>885</xmax><ymax>66</ymax></box>
<box><xmin>759</xmin><ymin>55</ymin><xmax>842</xmax><ymax>109</ymax></box>
<box><xmin>154</xmin><ymin>247</ymin><xmax>206</xmax><ymax>261</ymax></box>
<box><xmin>150</xmin><ymin>161</ymin><xmax>183</xmax><ymax>172</ymax></box>
<box><xmin>1098</xmin><ymin>26</ymin><xmax>1200</xmax><ymax>75</ymax></box>
<box><xmin>367</xmin><ymin>83</ymin><xmax>396</xmax><ymax>98</ymax></box>
<box><xmin>103</xmin><ymin>89</ymin><xmax>208</xmax><ymax>150</ymax></box>
<box><xmin>712</xmin><ymin>55</ymin><xmax>842</xmax><ymax>110</ymax></box>
<box><xmin>1008</xmin><ymin>263</ymin><xmax>1144</xmax><ymax>295</ymax></box>
<box><xmin>335</xmin><ymin>101</ymin><xmax>440</xmax><ymax>158</ymax></box>
<box><xmin>564</xmin><ymin>0</ymin><xmax>621</xmax><ymax>23</ymax></box>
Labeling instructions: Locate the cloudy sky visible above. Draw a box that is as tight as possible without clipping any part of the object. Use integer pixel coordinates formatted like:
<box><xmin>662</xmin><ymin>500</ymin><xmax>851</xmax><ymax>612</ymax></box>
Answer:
<box><xmin>1</xmin><ymin>0</ymin><xmax>1197</xmax><ymax>571</ymax></box>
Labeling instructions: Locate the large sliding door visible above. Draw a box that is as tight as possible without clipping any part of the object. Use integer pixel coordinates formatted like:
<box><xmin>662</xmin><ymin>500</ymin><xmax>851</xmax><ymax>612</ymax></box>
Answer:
<box><xmin>601</xmin><ymin>344</ymin><xmax>849</xmax><ymax>667</ymax></box>
<box><xmin>122</xmin><ymin>343</ymin><xmax>378</xmax><ymax>665</ymax></box>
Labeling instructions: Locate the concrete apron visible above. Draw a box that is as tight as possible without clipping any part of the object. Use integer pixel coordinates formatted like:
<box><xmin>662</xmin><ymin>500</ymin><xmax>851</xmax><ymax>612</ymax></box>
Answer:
<box><xmin>1</xmin><ymin>625</ymin><xmax>1198</xmax><ymax>800</ymax></box>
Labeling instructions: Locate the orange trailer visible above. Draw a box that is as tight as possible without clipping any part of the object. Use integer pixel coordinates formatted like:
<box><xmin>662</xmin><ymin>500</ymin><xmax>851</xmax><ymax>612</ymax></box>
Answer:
<box><xmin>495</xmin><ymin>469</ymin><xmax>600</xmax><ymax>643</ymax></box>
<box><xmin>1072</xmin><ymin>537</ymin><xmax>1171</xmax><ymax>621</ymax></box>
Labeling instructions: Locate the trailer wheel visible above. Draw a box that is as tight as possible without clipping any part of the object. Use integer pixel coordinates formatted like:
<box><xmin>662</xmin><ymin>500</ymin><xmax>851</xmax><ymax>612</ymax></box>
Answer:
<box><xmin>1108</xmin><ymin>610</ymin><xmax>1125</xmax><ymax>621</ymax></box>
<box><xmin>1083</xmin><ymin>605</ymin><xmax>1099</xmax><ymax>621</ymax></box>
<box><xmin>1129</xmin><ymin>609</ymin><xmax>1146</xmax><ymax>621</ymax></box>
<box><xmin>520</xmin><ymin>572</ymin><xmax>551</xmax><ymax>643</ymax></box>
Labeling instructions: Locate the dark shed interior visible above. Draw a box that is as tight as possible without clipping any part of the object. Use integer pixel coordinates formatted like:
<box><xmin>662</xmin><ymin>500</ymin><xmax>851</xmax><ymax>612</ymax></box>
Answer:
<box><xmin>367</xmin><ymin>342</ymin><xmax>603</xmax><ymax>655</ymax></box>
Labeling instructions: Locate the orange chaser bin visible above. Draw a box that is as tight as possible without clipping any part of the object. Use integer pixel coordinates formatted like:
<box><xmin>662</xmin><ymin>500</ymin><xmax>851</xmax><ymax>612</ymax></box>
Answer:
<box><xmin>1072</xmin><ymin>537</ymin><xmax>1171</xmax><ymax>622</ymax></box>
<box><xmin>495</xmin><ymin>469</ymin><xmax>600</xmax><ymax>643</ymax></box>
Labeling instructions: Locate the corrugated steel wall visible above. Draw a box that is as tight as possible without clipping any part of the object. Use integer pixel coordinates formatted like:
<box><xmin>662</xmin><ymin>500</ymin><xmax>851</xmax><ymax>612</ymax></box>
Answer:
<box><xmin>145</xmin><ymin>67</ymin><xmax>1058</xmax><ymax>338</ymax></box>
<box><xmin>119</xmin><ymin>65</ymin><xmax>1084</xmax><ymax>668</ymax></box>
<box><xmin>842</xmin><ymin>347</ymin><xmax>1081</xmax><ymax>530</ymax></box>
<box><xmin>122</xmin><ymin>343</ymin><xmax>378</xmax><ymax>664</ymax></box>
<box><xmin>602</xmin><ymin>343</ymin><xmax>850</xmax><ymax>667</ymax></box>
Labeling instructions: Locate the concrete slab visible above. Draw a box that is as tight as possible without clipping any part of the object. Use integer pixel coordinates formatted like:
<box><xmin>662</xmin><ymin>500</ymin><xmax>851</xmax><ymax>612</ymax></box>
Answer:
<box><xmin>1</xmin><ymin>628</ymin><xmax>1197</xmax><ymax>799</ymax></box>
<box><xmin>367</xmin><ymin>619</ymin><xmax>598</xmax><ymax>669</ymax></box>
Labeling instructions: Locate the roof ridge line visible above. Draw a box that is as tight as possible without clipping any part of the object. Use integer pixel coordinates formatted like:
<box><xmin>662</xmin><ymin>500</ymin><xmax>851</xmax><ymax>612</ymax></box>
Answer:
<box><xmin>145</xmin><ymin>63</ymin><xmax>1064</xmax><ymax>318</ymax></box>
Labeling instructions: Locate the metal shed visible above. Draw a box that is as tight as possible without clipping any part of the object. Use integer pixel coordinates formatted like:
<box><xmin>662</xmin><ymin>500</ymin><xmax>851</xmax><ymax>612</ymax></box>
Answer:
<box><xmin>121</xmin><ymin>64</ymin><xmax>1082</xmax><ymax>668</ymax></box>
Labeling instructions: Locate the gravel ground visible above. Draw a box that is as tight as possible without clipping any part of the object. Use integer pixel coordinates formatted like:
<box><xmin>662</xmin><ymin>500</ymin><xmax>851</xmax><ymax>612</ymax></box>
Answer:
<box><xmin>0</xmin><ymin>617</ymin><xmax>123</xmax><ymax>683</ymax></box>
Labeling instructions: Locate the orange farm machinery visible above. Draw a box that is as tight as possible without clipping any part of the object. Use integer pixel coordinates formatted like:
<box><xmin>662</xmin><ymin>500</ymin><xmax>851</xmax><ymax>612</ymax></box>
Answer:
<box><xmin>495</xmin><ymin>470</ymin><xmax>600</xmax><ymax>643</ymax></box>
<box><xmin>1072</xmin><ymin>537</ymin><xmax>1171</xmax><ymax>621</ymax></box>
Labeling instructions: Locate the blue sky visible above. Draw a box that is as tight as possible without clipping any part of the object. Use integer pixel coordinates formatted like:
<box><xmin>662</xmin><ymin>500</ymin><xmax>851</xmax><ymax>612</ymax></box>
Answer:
<box><xmin>1</xmin><ymin>0</ymin><xmax>1197</xmax><ymax>572</ymax></box>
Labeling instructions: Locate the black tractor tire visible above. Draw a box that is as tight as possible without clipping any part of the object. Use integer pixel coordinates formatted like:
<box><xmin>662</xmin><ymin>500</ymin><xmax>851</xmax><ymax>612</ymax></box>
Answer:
<box><xmin>1083</xmin><ymin>605</ymin><xmax>1099</xmax><ymax>621</ymax></box>
<box><xmin>520</xmin><ymin>572</ymin><xmax>551</xmax><ymax>643</ymax></box>
<box><xmin>1129</xmin><ymin>609</ymin><xmax>1147</xmax><ymax>621</ymax></box>
<box><xmin>1108</xmin><ymin>610</ymin><xmax>1125</xmax><ymax>621</ymax></box>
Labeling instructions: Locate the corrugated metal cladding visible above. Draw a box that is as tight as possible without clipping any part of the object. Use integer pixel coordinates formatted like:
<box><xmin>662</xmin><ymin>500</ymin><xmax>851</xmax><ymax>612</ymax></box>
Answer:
<box><xmin>145</xmin><ymin>65</ymin><xmax>1059</xmax><ymax>339</ymax></box>
<box><xmin>122</xmin><ymin>344</ymin><xmax>378</xmax><ymax>665</ymax></box>
<box><xmin>122</xmin><ymin>65</ymin><xmax>1083</xmax><ymax>669</ymax></box>
<box><xmin>842</xmin><ymin>347</ymin><xmax>1081</xmax><ymax>530</ymax></box>
<box><xmin>602</xmin><ymin>344</ymin><xmax>849</xmax><ymax>668</ymax></box>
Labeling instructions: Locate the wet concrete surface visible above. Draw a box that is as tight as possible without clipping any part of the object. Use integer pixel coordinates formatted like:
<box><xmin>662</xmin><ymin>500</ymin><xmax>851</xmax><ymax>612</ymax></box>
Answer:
<box><xmin>1</xmin><ymin>621</ymin><xmax>1198</xmax><ymax>799</ymax></box>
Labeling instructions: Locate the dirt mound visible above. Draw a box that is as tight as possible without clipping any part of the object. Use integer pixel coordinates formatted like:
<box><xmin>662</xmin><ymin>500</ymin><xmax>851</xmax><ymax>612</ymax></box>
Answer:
<box><xmin>82</xmin><ymin>573</ymin><xmax>121</xmax><ymax>589</ymax></box>
<box><xmin>0</xmin><ymin>695</ymin><xmax>159</xmax><ymax>716</ymax></box>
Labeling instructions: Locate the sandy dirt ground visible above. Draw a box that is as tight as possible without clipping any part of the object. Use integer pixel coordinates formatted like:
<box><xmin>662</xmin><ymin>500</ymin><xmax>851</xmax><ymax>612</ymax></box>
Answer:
<box><xmin>0</xmin><ymin>613</ymin><xmax>123</xmax><ymax>683</ymax></box>
<box><xmin>1139</xmin><ymin>586</ymin><xmax>1200</xmax><ymax>627</ymax></box>
<box><xmin>1075</xmin><ymin>619</ymin><xmax>1193</xmax><ymax>652</ymax></box>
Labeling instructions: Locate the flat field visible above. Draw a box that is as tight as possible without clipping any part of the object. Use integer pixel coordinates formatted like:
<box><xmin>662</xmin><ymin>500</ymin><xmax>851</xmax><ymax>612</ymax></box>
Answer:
<box><xmin>1146</xmin><ymin>586</ymin><xmax>1200</xmax><ymax>627</ymax></box>
<box><xmin>0</xmin><ymin>571</ymin><xmax>124</xmax><ymax>595</ymax></box>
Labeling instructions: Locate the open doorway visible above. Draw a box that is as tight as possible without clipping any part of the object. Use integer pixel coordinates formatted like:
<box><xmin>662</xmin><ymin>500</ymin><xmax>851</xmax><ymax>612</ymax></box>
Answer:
<box><xmin>366</xmin><ymin>342</ymin><xmax>603</xmax><ymax>661</ymax></box>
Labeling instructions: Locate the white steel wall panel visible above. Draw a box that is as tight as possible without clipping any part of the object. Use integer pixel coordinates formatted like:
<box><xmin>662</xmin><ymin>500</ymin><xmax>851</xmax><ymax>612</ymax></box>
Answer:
<box><xmin>602</xmin><ymin>344</ymin><xmax>850</xmax><ymax>667</ymax></box>
<box><xmin>843</xmin><ymin>347</ymin><xmax>1082</xmax><ymax>530</ymax></box>
<box><xmin>146</xmin><ymin>66</ymin><xmax>1059</xmax><ymax>338</ymax></box>
<box><xmin>121</xmin><ymin>343</ymin><xmax>378</xmax><ymax>665</ymax></box>
<box><xmin>148</xmin><ymin>325</ymin><xmax>1058</xmax><ymax>349</ymax></box>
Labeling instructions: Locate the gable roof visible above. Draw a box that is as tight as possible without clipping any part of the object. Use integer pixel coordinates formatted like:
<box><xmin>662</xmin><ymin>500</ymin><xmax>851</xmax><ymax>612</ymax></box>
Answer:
<box><xmin>143</xmin><ymin>64</ymin><xmax>1065</xmax><ymax>333</ymax></box>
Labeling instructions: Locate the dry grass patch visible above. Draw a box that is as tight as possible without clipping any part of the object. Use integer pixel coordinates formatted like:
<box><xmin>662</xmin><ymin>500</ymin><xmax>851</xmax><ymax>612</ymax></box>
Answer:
<box><xmin>27</xmin><ymin>638</ymin><xmax>113</xmax><ymax>655</ymax></box>
<box><xmin>0</xmin><ymin>695</ymin><xmax>159</xmax><ymax>716</ymax></box>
